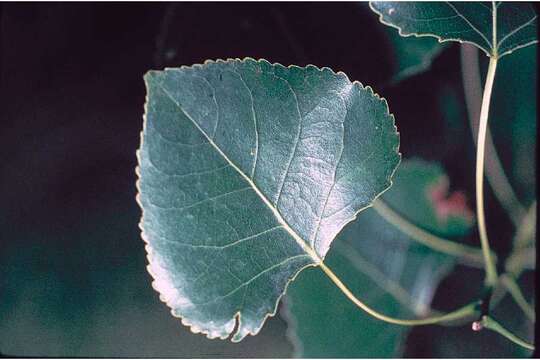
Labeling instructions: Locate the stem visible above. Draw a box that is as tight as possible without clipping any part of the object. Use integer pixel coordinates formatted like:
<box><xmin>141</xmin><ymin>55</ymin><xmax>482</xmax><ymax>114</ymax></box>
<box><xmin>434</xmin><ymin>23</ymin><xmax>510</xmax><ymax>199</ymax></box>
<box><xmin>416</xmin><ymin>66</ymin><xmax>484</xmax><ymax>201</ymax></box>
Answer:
<box><xmin>460</xmin><ymin>44</ymin><xmax>526</xmax><ymax>227</ymax></box>
<box><xmin>491</xmin><ymin>258</ymin><xmax>534</xmax><ymax>312</ymax></box>
<box><xmin>372</xmin><ymin>200</ymin><xmax>487</xmax><ymax>267</ymax></box>
<box><xmin>319</xmin><ymin>261</ymin><xmax>478</xmax><ymax>326</ymax></box>
<box><xmin>505</xmin><ymin>247</ymin><xmax>536</xmax><ymax>276</ymax></box>
<box><xmin>513</xmin><ymin>201</ymin><xmax>536</xmax><ymax>249</ymax></box>
<box><xmin>475</xmin><ymin>56</ymin><xmax>498</xmax><ymax>288</ymax></box>
<box><xmin>503</xmin><ymin>203</ymin><xmax>536</xmax><ymax>278</ymax></box>
<box><xmin>480</xmin><ymin>316</ymin><xmax>534</xmax><ymax>351</ymax></box>
<box><xmin>499</xmin><ymin>274</ymin><xmax>535</xmax><ymax>322</ymax></box>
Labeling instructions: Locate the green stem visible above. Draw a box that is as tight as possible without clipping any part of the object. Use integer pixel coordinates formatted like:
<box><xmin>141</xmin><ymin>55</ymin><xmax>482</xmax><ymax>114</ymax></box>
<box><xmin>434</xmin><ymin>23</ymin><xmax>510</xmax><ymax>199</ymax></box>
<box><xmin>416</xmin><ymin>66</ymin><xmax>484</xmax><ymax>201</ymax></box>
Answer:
<box><xmin>475</xmin><ymin>56</ymin><xmax>499</xmax><ymax>288</ymax></box>
<box><xmin>372</xmin><ymin>200</ymin><xmax>487</xmax><ymax>267</ymax></box>
<box><xmin>505</xmin><ymin>247</ymin><xmax>536</xmax><ymax>277</ymax></box>
<box><xmin>480</xmin><ymin>316</ymin><xmax>534</xmax><ymax>351</ymax></box>
<box><xmin>506</xmin><ymin>202</ymin><xmax>537</xmax><ymax>276</ymax></box>
<box><xmin>319</xmin><ymin>261</ymin><xmax>478</xmax><ymax>326</ymax></box>
<box><xmin>500</xmin><ymin>274</ymin><xmax>535</xmax><ymax>322</ymax></box>
<box><xmin>460</xmin><ymin>44</ymin><xmax>526</xmax><ymax>227</ymax></box>
<box><xmin>513</xmin><ymin>201</ymin><xmax>537</xmax><ymax>249</ymax></box>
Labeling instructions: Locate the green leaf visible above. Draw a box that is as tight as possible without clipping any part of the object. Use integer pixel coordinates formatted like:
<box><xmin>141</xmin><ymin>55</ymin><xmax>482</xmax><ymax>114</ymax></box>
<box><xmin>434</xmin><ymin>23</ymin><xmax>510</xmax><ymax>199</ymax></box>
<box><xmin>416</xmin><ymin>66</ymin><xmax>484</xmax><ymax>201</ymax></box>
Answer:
<box><xmin>369</xmin><ymin>2</ymin><xmax>538</xmax><ymax>58</ymax></box>
<box><xmin>137</xmin><ymin>58</ymin><xmax>400</xmax><ymax>342</ymax></box>
<box><xmin>385</xmin><ymin>28</ymin><xmax>446</xmax><ymax>83</ymax></box>
<box><xmin>285</xmin><ymin>160</ymin><xmax>474</xmax><ymax>357</ymax></box>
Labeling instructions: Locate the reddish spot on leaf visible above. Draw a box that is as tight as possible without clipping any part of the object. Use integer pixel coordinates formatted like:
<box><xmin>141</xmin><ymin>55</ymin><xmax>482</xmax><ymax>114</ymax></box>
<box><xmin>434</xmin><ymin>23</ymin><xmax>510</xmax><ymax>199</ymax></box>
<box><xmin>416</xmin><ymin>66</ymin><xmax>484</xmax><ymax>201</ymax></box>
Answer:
<box><xmin>428</xmin><ymin>177</ymin><xmax>474</xmax><ymax>225</ymax></box>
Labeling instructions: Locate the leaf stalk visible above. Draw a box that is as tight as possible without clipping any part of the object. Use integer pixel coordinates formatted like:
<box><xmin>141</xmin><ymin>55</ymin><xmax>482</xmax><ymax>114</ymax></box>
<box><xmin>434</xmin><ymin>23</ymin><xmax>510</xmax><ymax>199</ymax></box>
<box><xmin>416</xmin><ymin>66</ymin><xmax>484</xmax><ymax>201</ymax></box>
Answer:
<box><xmin>475</xmin><ymin>56</ymin><xmax>499</xmax><ymax>288</ymax></box>
<box><xmin>319</xmin><ymin>261</ymin><xmax>478</xmax><ymax>326</ymax></box>
<box><xmin>460</xmin><ymin>44</ymin><xmax>526</xmax><ymax>226</ymax></box>
<box><xmin>480</xmin><ymin>315</ymin><xmax>534</xmax><ymax>351</ymax></box>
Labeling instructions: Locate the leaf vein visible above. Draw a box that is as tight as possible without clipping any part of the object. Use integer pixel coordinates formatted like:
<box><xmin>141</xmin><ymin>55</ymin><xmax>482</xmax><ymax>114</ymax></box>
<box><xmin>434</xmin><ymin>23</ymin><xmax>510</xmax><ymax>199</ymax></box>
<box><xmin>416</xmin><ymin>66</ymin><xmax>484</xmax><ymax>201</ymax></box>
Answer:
<box><xmin>145</xmin><ymin>186</ymin><xmax>251</xmax><ymax>211</ymax></box>
<box><xmin>230</xmin><ymin>67</ymin><xmax>260</xmax><ymax>180</ymax></box>
<box><xmin>192</xmin><ymin>254</ymin><xmax>311</xmax><ymax>306</ymax></box>
<box><xmin>497</xmin><ymin>15</ymin><xmax>537</xmax><ymax>49</ymax></box>
<box><xmin>446</xmin><ymin>2</ymin><xmax>493</xmax><ymax>50</ymax></box>
<box><xmin>156</xmin><ymin>225</ymin><xmax>284</xmax><ymax>249</ymax></box>
<box><xmin>274</xmin><ymin>73</ymin><xmax>304</xmax><ymax>207</ymax></box>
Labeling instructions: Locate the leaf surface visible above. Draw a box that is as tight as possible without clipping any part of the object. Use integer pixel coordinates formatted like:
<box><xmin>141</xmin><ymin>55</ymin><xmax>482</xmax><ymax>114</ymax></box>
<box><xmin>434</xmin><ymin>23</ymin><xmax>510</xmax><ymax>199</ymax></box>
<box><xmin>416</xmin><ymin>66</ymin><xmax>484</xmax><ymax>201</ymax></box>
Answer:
<box><xmin>285</xmin><ymin>160</ymin><xmax>474</xmax><ymax>357</ymax></box>
<box><xmin>137</xmin><ymin>59</ymin><xmax>400</xmax><ymax>341</ymax></box>
<box><xmin>369</xmin><ymin>2</ymin><xmax>538</xmax><ymax>58</ymax></box>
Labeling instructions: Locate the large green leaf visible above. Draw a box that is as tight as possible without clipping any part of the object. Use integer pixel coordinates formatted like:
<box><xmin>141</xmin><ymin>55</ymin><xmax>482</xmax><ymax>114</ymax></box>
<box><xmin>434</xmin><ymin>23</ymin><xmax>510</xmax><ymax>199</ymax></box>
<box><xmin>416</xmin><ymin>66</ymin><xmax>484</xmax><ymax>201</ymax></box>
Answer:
<box><xmin>285</xmin><ymin>160</ymin><xmax>474</xmax><ymax>357</ymax></box>
<box><xmin>137</xmin><ymin>58</ymin><xmax>400</xmax><ymax>342</ymax></box>
<box><xmin>369</xmin><ymin>2</ymin><xmax>538</xmax><ymax>58</ymax></box>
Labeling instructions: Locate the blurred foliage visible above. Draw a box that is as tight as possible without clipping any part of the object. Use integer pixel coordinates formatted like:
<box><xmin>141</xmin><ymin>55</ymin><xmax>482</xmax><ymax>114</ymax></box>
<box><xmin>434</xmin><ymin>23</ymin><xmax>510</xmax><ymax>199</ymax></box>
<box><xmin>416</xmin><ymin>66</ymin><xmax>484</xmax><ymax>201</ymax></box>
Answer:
<box><xmin>489</xmin><ymin>45</ymin><xmax>537</xmax><ymax>205</ymax></box>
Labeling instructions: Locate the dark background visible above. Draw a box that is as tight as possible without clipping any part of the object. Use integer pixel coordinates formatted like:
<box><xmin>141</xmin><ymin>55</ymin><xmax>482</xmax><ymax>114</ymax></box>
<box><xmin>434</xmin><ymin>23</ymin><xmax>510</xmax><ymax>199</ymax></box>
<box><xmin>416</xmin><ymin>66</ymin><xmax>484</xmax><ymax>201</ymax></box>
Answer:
<box><xmin>0</xmin><ymin>2</ymin><xmax>535</xmax><ymax>357</ymax></box>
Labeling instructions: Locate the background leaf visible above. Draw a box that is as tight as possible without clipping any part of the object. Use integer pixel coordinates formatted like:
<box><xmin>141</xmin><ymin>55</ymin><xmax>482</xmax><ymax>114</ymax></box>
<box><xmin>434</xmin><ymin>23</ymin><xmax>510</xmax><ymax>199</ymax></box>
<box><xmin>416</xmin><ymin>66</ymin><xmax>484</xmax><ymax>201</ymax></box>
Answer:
<box><xmin>369</xmin><ymin>2</ymin><xmax>538</xmax><ymax>58</ymax></box>
<box><xmin>138</xmin><ymin>59</ymin><xmax>400</xmax><ymax>341</ymax></box>
<box><xmin>384</xmin><ymin>29</ymin><xmax>446</xmax><ymax>84</ymax></box>
<box><xmin>489</xmin><ymin>45</ymin><xmax>537</xmax><ymax>205</ymax></box>
<box><xmin>284</xmin><ymin>160</ymin><xmax>474</xmax><ymax>357</ymax></box>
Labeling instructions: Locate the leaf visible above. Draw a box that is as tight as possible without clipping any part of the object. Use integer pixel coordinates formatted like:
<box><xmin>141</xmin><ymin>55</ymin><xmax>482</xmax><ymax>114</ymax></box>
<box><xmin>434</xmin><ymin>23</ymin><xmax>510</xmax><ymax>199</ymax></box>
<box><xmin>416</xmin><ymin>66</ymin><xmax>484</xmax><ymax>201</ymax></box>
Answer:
<box><xmin>284</xmin><ymin>160</ymin><xmax>474</xmax><ymax>357</ymax></box>
<box><xmin>369</xmin><ymin>2</ymin><xmax>538</xmax><ymax>58</ymax></box>
<box><xmin>137</xmin><ymin>58</ymin><xmax>400</xmax><ymax>342</ymax></box>
<box><xmin>385</xmin><ymin>28</ymin><xmax>447</xmax><ymax>84</ymax></box>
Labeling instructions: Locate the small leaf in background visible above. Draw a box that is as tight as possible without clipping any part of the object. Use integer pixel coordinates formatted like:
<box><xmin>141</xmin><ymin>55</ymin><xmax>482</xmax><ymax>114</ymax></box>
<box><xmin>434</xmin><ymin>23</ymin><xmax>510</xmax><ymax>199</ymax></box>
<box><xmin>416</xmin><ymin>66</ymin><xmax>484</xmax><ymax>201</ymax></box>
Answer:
<box><xmin>284</xmin><ymin>160</ymin><xmax>475</xmax><ymax>358</ymax></box>
<box><xmin>384</xmin><ymin>29</ymin><xmax>446</xmax><ymax>84</ymax></box>
<box><xmin>369</xmin><ymin>2</ymin><xmax>538</xmax><ymax>58</ymax></box>
<box><xmin>137</xmin><ymin>59</ymin><xmax>400</xmax><ymax>341</ymax></box>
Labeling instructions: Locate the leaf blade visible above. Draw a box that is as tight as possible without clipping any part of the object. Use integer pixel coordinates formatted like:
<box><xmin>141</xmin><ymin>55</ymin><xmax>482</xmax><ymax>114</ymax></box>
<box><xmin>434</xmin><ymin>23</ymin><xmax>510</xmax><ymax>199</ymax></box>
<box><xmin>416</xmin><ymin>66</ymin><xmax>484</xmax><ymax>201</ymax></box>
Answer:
<box><xmin>369</xmin><ymin>2</ymin><xmax>538</xmax><ymax>58</ymax></box>
<box><xmin>137</xmin><ymin>58</ymin><xmax>400</xmax><ymax>341</ymax></box>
